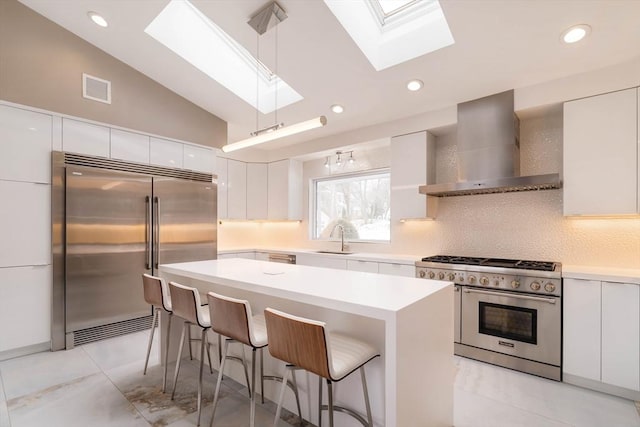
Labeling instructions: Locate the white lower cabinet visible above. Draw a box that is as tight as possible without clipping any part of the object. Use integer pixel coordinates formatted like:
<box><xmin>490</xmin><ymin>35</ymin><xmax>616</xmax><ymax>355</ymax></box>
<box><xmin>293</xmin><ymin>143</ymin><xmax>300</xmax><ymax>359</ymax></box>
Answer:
<box><xmin>0</xmin><ymin>265</ymin><xmax>52</xmax><ymax>353</ymax></box>
<box><xmin>563</xmin><ymin>277</ymin><xmax>640</xmax><ymax>394</ymax></box>
<box><xmin>347</xmin><ymin>260</ymin><xmax>378</xmax><ymax>273</ymax></box>
<box><xmin>296</xmin><ymin>254</ymin><xmax>347</xmax><ymax>270</ymax></box>
<box><xmin>0</xmin><ymin>181</ymin><xmax>50</xmax><ymax>267</ymax></box>
<box><xmin>378</xmin><ymin>262</ymin><xmax>415</xmax><ymax>277</ymax></box>
<box><xmin>254</xmin><ymin>252</ymin><xmax>270</xmax><ymax>261</ymax></box>
<box><xmin>217</xmin><ymin>252</ymin><xmax>255</xmax><ymax>260</ymax></box>
<box><xmin>601</xmin><ymin>281</ymin><xmax>640</xmax><ymax>391</ymax></box>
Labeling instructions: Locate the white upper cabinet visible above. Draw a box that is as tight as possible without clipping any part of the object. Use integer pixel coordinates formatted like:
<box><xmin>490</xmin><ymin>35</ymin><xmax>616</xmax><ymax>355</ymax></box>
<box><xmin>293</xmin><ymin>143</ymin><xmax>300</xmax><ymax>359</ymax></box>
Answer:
<box><xmin>247</xmin><ymin>163</ymin><xmax>268</xmax><ymax>220</ymax></box>
<box><xmin>268</xmin><ymin>159</ymin><xmax>303</xmax><ymax>220</ymax></box>
<box><xmin>110</xmin><ymin>129</ymin><xmax>150</xmax><ymax>164</ymax></box>
<box><xmin>184</xmin><ymin>144</ymin><xmax>215</xmax><ymax>173</ymax></box>
<box><xmin>0</xmin><ymin>181</ymin><xmax>50</xmax><ymax>267</ymax></box>
<box><xmin>227</xmin><ymin>159</ymin><xmax>247</xmax><ymax>219</ymax></box>
<box><xmin>150</xmin><ymin>137</ymin><xmax>183</xmax><ymax>168</ymax></box>
<box><xmin>0</xmin><ymin>105</ymin><xmax>52</xmax><ymax>184</ymax></box>
<box><xmin>216</xmin><ymin>157</ymin><xmax>228</xmax><ymax>219</ymax></box>
<box><xmin>391</xmin><ymin>131</ymin><xmax>437</xmax><ymax>220</ymax></box>
<box><xmin>62</xmin><ymin>118</ymin><xmax>110</xmax><ymax>158</ymax></box>
<box><xmin>563</xmin><ymin>88</ymin><xmax>638</xmax><ymax>215</ymax></box>
<box><xmin>601</xmin><ymin>281</ymin><xmax>640</xmax><ymax>391</ymax></box>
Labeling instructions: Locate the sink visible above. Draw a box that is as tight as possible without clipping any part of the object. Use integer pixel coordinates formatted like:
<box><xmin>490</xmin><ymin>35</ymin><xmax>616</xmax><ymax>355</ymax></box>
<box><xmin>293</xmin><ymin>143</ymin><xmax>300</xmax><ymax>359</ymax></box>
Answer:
<box><xmin>315</xmin><ymin>250</ymin><xmax>354</xmax><ymax>255</ymax></box>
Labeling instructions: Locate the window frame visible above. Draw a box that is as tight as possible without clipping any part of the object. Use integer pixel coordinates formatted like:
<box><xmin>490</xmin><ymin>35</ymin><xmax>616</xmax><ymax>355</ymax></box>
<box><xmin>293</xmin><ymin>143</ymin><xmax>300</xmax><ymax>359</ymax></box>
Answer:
<box><xmin>310</xmin><ymin>167</ymin><xmax>391</xmax><ymax>243</ymax></box>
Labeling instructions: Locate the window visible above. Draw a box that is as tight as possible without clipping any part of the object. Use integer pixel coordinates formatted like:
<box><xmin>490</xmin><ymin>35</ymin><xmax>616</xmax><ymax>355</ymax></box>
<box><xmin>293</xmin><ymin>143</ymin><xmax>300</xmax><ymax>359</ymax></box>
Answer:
<box><xmin>312</xmin><ymin>170</ymin><xmax>390</xmax><ymax>241</ymax></box>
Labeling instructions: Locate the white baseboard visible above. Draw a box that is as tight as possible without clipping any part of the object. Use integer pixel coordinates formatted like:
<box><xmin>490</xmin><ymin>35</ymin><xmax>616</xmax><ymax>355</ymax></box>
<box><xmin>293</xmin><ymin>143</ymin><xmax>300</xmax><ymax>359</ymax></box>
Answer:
<box><xmin>563</xmin><ymin>372</ymin><xmax>640</xmax><ymax>401</ymax></box>
<box><xmin>0</xmin><ymin>342</ymin><xmax>50</xmax><ymax>362</ymax></box>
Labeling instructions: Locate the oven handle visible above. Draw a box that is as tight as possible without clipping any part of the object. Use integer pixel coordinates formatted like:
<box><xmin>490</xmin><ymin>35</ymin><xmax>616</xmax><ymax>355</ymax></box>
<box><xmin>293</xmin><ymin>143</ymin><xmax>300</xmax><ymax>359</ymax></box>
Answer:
<box><xmin>463</xmin><ymin>288</ymin><xmax>557</xmax><ymax>304</ymax></box>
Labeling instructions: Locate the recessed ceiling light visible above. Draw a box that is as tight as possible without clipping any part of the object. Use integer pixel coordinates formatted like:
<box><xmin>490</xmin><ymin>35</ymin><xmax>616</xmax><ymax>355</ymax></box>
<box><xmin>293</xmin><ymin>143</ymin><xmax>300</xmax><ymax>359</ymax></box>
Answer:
<box><xmin>561</xmin><ymin>24</ymin><xmax>591</xmax><ymax>44</ymax></box>
<box><xmin>87</xmin><ymin>12</ymin><xmax>108</xmax><ymax>28</ymax></box>
<box><xmin>331</xmin><ymin>104</ymin><xmax>344</xmax><ymax>114</ymax></box>
<box><xmin>407</xmin><ymin>79</ymin><xmax>423</xmax><ymax>91</ymax></box>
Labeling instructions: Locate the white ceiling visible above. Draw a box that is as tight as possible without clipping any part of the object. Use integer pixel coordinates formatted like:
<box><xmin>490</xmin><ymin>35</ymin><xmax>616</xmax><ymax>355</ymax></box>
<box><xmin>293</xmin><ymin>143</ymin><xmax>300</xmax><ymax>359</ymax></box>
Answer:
<box><xmin>18</xmin><ymin>0</ymin><xmax>640</xmax><ymax>152</ymax></box>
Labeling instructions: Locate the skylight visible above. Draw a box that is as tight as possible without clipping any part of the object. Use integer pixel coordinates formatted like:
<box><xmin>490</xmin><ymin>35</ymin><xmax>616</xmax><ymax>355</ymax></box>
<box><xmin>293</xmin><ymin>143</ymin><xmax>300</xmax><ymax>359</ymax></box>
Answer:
<box><xmin>145</xmin><ymin>0</ymin><xmax>302</xmax><ymax>114</ymax></box>
<box><xmin>323</xmin><ymin>0</ymin><xmax>454</xmax><ymax>71</ymax></box>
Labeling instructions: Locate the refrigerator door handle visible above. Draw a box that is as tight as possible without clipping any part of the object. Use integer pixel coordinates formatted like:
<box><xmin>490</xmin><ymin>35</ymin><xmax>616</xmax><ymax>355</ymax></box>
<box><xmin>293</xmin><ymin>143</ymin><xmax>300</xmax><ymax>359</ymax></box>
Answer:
<box><xmin>145</xmin><ymin>196</ymin><xmax>152</xmax><ymax>269</ymax></box>
<box><xmin>153</xmin><ymin>196</ymin><xmax>159</xmax><ymax>270</ymax></box>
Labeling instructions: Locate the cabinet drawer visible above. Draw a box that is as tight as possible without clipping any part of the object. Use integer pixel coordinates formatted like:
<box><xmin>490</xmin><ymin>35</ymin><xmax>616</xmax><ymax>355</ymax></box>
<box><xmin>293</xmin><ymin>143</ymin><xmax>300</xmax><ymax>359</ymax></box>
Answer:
<box><xmin>378</xmin><ymin>262</ymin><xmax>415</xmax><ymax>277</ymax></box>
<box><xmin>0</xmin><ymin>265</ymin><xmax>52</xmax><ymax>352</ymax></box>
<box><xmin>296</xmin><ymin>254</ymin><xmax>347</xmax><ymax>270</ymax></box>
<box><xmin>0</xmin><ymin>181</ymin><xmax>50</xmax><ymax>267</ymax></box>
<box><xmin>347</xmin><ymin>260</ymin><xmax>379</xmax><ymax>273</ymax></box>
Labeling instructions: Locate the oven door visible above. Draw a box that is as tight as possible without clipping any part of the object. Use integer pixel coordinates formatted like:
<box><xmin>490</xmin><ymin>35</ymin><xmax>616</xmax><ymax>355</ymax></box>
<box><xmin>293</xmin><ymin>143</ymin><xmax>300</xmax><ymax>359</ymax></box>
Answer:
<box><xmin>461</xmin><ymin>287</ymin><xmax>561</xmax><ymax>366</ymax></box>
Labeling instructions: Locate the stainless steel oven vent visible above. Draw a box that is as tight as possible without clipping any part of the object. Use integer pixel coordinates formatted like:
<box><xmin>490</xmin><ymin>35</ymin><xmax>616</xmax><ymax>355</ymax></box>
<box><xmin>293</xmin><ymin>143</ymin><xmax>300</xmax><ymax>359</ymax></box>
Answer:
<box><xmin>70</xmin><ymin>315</ymin><xmax>153</xmax><ymax>348</ymax></box>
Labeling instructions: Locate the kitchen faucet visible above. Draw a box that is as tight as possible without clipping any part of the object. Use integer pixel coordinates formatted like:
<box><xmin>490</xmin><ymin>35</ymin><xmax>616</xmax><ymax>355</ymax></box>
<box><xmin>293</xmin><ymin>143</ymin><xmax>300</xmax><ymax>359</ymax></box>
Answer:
<box><xmin>330</xmin><ymin>224</ymin><xmax>346</xmax><ymax>252</ymax></box>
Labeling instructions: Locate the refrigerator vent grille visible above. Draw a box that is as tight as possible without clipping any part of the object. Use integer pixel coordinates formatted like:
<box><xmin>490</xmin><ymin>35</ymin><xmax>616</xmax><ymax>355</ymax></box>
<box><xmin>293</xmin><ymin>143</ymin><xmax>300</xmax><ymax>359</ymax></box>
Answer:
<box><xmin>63</xmin><ymin>152</ymin><xmax>213</xmax><ymax>182</ymax></box>
<box><xmin>73</xmin><ymin>315</ymin><xmax>154</xmax><ymax>347</ymax></box>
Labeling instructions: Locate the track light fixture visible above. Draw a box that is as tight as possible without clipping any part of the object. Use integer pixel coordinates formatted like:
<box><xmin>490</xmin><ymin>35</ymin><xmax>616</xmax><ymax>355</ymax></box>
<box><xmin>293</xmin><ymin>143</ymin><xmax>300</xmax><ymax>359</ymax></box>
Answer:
<box><xmin>324</xmin><ymin>150</ymin><xmax>355</xmax><ymax>168</ymax></box>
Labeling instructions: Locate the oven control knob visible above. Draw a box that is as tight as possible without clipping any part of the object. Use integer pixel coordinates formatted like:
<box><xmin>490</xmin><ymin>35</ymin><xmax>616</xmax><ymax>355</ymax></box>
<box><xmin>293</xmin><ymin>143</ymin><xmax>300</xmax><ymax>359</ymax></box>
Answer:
<box><xmin>511</xmin><ymin>280</ymin><xmax>520</xmax><ymax>289</ymax></box>
<box><xmin>494</xmin><ymin>280</ymin><xmax>500</xmax><ymax>286</ymax></box>
<box><xmin>438</xmin><ymin>272</ymin><xmax>445</xmax><ymax>280</ymax></box>
<box><xmin>428</xmin><ymin>271</ymin><xmax>435</xmax><ymax>279</ymax></box>
<box><xmin>468</xmin><ymin>275</ymin><xmax>476</xmax><ymax>284</ymax></box>
<box><xmin>448</xmin><ymin>273</ymin><xmax>456</xmax><ymax>281</ymax></box>
<box><xmin>419</xmin><ymin>270</ymin><xmax>426</xmax><ymax>278</ymax></box>
<box><xmin>544</xmin><ymin>282</ymin><xmax>556</xmax><ymax>293</ymax></box>
<box><xmin>530</xmin><ymin>281</ymin><xmax>541</xmax><ymax>291</ymax></box>
<box><xmin>480</xmin><ymin>276</ymin><xmax>489</xmax><ymax>286</ymax></box>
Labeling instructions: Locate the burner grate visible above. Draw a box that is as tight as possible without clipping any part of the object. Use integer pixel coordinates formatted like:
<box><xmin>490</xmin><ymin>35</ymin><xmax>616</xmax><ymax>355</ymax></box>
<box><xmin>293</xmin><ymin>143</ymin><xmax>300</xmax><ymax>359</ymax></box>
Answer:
<box><xmin>420</xmin><ymin>255</ymin><xmax>557</xmax><ymax>272</ymax></box>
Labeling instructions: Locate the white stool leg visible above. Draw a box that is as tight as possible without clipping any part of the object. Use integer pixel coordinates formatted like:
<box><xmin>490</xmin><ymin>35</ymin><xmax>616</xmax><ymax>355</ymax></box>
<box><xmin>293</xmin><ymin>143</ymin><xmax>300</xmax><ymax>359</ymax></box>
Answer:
<box><xmin>171</xmin><ymin>322</ymin><xmax>187</xmax><ymax>399</ymax></box>
<box><xmin>361</xmin><ymin>366</ymin><xmax>373</xmax><ymax>426</ymax></box>
<box><xmin>273</xmin><ymin>365</ymin><xmax>290</xmax><ymax>427</ymax></box>
<box><xmin>162</xmin><ymin>313</ymin><xmax>172</xmax><ymax>392</ymax></box>
<box><xmin>196</xmin><ymin>328</ymin><xmax>206</xmax><ymax>426</ymax></box>
<box><xmin>143</xmin><ymin>307</ymin><xmax>158</xmax><ymax>375</ymax></box>
<box><xmin>210</xmin><ymin>341</ymin><xmax>229</xmax><ymax>427</ymax></box>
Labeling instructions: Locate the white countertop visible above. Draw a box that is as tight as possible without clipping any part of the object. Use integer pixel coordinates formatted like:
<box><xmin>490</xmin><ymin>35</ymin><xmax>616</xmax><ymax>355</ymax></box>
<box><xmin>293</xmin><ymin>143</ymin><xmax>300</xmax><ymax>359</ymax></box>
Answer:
<box><xmin>219</xmin><ymin>247</ymin><xmax>419</xmax><ymax>265</ymax></box>
<box><xmin>160</xmin><ymin>258</ymin><xmax>450</xmax><ymax>320</ymax></box>
<box><xmin>563</xmin><ymin>265</ymin><xmax>640</xmax><ymax>284</ymax></box>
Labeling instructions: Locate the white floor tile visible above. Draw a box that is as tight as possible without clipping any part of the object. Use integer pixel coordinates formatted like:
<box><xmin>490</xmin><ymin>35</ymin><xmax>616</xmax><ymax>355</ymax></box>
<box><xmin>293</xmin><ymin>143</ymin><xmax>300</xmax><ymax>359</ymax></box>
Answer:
<box><xmin>6</xmin><ymin>372</ymin><xmax>148</xmax><ymax>427</ymax></box>
<box><xmin>0</xmin><ymin>401</ymin><xmax>9</xmax><ymax>427</ymax></box>
<box><xmin>81</xmin><ymin>329</ymin><xmax>159</xmax><ymax>372</ymax></box>
<box><xmin>0</xmin><ymin>348</ymin><xmax>100</xmax><ymax>400</ymax></box>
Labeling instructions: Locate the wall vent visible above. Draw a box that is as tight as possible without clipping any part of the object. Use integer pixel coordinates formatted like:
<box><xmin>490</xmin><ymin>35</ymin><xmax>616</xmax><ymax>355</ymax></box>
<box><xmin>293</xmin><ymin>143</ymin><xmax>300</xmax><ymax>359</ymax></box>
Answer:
<box><xmin>82</xmin><ymin>73</ymin><xmax>111</xmax><ymax>104</ymax></box>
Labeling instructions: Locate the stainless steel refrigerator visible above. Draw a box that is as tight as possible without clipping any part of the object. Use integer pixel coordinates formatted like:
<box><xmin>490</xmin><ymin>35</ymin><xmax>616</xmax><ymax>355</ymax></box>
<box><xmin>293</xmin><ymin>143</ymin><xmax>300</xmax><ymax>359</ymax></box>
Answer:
<box><xmin>52</xmin><ymin>152</ymin><xmax>216</xmax><ymax>350</ymax></box>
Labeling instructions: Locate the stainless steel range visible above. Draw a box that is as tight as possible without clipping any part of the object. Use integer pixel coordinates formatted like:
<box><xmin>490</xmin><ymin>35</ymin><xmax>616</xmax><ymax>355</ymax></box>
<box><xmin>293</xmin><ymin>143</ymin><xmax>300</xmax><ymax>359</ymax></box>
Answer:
<box><xmin>416</xmin><ymin>255</ymin><xmax>562</xmax><ymax>381</ymax></box>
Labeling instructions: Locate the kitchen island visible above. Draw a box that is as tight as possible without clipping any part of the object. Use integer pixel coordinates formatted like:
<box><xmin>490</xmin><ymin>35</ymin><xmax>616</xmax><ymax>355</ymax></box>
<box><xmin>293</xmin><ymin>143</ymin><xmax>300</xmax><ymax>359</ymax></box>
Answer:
<box><xmin>159</xmin><ymin>258</ymin><xmax>453</xmax><ymax>427</ymax></box>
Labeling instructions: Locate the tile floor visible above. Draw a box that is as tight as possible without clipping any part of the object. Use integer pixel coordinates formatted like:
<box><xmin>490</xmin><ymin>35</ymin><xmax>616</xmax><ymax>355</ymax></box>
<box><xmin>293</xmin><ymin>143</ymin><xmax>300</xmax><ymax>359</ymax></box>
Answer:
<box><xmin>0</xmin><ymin>330</ymin><xmax>638</xmax><ymax>427</ymax></box>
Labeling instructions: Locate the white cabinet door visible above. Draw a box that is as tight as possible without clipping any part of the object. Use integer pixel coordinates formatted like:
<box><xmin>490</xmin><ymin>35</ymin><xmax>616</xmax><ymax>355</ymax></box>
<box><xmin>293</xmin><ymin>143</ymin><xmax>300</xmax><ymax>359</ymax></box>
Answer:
<box><xmin>390</xmin><ymin>131</ymin><xmax>437</xmax><ymax>220</ymax></box>
<box><xmin>184</xmin><ymin>145</ymin><xmax>214</xmax><ymax>173</ymax></box>
<box><xmin>378</xmin><ymin>262</ymin><xmax>415</xmax><ymax>277</ymax></box>
<box><xmin>296</xmin><ymin>254</ymin><xmax>347</xmax><ymax>270</ymax></box>
<box><xmin>227</xmin><ymin>160</ymin><xmax>247</xmax><ymax>219</ymax></box>
<box><xmin>0</xmin><ymin>105</ymin><xmax>52</xmax><ymax>183</ymax></box>
<box><xmin>255</xmin><ymin>252</ymin><xmax>270</xmax><ymax>261</ymax></box>
<box><xmin>602</xmin><ymin>281</ymin><xmax>640</xmax><ymax>390</ymax></box>
<box><xmin>110</xmin><ymin>129</ymin><xmax>150</xmax><ymax>164</ymax></box>
<box><xmin>216</xmin><ymin>157</ymin><xmax>228</xmax><ymax>219</ymax></box>
<box><xmin>268</xmin><ymin>160</ymin><xmax>303</xmax><ymax>220</ymax></box>
<box><xmin>563</xmin><ymin>88</ymin><xmax>638</xmax><ymax>215</ymax></box>
<box><xmin>563</xmin><ymin>278</ymin><xmax>601</xmax><ymax>381</ymax></box>
<box><xmin>247</xmin><ymin>163</ymin><xmax>268</xmax><ymax>220</ymax></box>
<box><xmin>347</xmin><ymin>259</ymin><xmax>379</xmax><ymax>273</ymax></box>
<box><xmin>150</xmin><ymin>137</ymin><xmax>183</xmax><ymax>168</ymax></box>
<box><xmin>62</xmin><ymin>118</ymin><xmax>110</xmax><ymax>157</ymax></box>
<box><xmin>0</xmin><ymin>181</ymin><xmax>50</xmax><ymax>267</ymax></box>
<box><xmin>0</xmin><ymin>265</ymin><xmax>52</xmax><ymax>352</ymax></box>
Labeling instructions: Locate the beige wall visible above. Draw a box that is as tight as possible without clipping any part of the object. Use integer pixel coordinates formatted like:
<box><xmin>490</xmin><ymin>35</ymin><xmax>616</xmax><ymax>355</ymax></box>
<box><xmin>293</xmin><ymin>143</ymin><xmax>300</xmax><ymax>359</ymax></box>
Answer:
<box><xmin>0</xmin><ymin>0</ymin><xmax>226</xmax><ymax>147</ymax></box>
<box><xmin>219</xmin><ymin>108</ymin><xmax>640</xmax><ymax>269</ymax></box>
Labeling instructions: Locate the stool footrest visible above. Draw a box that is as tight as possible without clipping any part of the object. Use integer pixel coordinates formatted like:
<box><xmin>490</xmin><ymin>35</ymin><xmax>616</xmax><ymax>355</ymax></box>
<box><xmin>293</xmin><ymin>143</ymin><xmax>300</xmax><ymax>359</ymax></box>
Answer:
<box><xmin>320</xmin><ymin>404</ymin><xmax>369</xmax><ymax>427</ymax></box>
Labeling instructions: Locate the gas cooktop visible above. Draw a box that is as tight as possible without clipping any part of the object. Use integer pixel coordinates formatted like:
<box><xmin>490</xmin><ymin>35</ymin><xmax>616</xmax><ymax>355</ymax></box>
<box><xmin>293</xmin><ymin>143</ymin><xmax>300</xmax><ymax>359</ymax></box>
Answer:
<box><xmin>420</xmin><ymin>255</ymin><xmax>558</xmax><ymax>272</ymax></box>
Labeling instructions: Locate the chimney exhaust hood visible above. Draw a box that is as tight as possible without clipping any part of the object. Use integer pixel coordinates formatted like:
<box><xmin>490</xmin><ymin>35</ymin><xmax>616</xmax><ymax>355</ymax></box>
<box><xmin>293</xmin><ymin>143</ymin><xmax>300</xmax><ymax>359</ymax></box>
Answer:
<box><xmin>419</xmin><ymin>90</ymin><xmax>561</xmax><ymax>197</ymax></box>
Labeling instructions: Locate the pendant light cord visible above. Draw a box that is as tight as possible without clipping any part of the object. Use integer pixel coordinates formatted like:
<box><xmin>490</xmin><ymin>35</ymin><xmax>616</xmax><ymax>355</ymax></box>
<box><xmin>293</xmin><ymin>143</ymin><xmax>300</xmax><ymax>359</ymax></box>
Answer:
<box><xmin>275</xmin><ymin>22</ymin><xmax>278</xmax><ymax>126</ymax></box>
<box><xmin>256</xmin><ymin>32</ymin><xmax>260</xmax><ymax>133</ymax></box>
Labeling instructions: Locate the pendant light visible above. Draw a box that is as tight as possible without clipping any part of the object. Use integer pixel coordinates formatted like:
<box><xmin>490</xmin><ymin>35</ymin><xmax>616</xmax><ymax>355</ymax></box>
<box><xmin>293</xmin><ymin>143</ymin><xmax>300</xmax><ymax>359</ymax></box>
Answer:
<box><xmin>222</xmin><ymin>2</ymin><xmax>327</xmax><ymax>153</ymax></box>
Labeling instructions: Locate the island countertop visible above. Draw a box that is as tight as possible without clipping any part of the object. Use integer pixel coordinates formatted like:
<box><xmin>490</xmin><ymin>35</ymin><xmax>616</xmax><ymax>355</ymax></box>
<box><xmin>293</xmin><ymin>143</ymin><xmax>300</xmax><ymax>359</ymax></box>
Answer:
<box><xmin>159</xmin><ymin>258</ymin><xmax>454</xmax><ymax>427</ymax></box>
<box><xmin>160</xmin><ymin>258</ymin><xmax>451</xmax><ymax>320</ymax></box>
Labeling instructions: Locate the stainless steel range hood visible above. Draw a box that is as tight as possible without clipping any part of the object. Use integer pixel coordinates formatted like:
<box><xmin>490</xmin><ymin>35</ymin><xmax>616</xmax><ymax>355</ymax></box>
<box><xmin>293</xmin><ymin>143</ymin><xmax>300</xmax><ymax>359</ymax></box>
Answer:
<box><xmin>419</xmin><ymin>90</ymin><xmax>561</xmax><ymax>197</ymax></box>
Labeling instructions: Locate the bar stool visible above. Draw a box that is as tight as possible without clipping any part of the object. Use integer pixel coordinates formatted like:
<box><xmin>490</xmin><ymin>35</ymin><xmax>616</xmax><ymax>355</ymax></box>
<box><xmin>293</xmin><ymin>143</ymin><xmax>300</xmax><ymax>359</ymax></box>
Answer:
<box><xmin>168</xmin><ymin>282</ymin><xmax>216</xmax><ymax>426</ymax></box>
<box><xmin>207</xmin><ymin>292</ymin><xmax>302</xmax><ymax>427</ymax></box>
<box><xmin>264</xmin><ymin>308</ymin><xmax>379</xmax><ymax>427</ymax></box>
<box><xmin>141</xmin><ymin>274</ymin><xmax>173</xmax><ymax>392</ymax></box>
